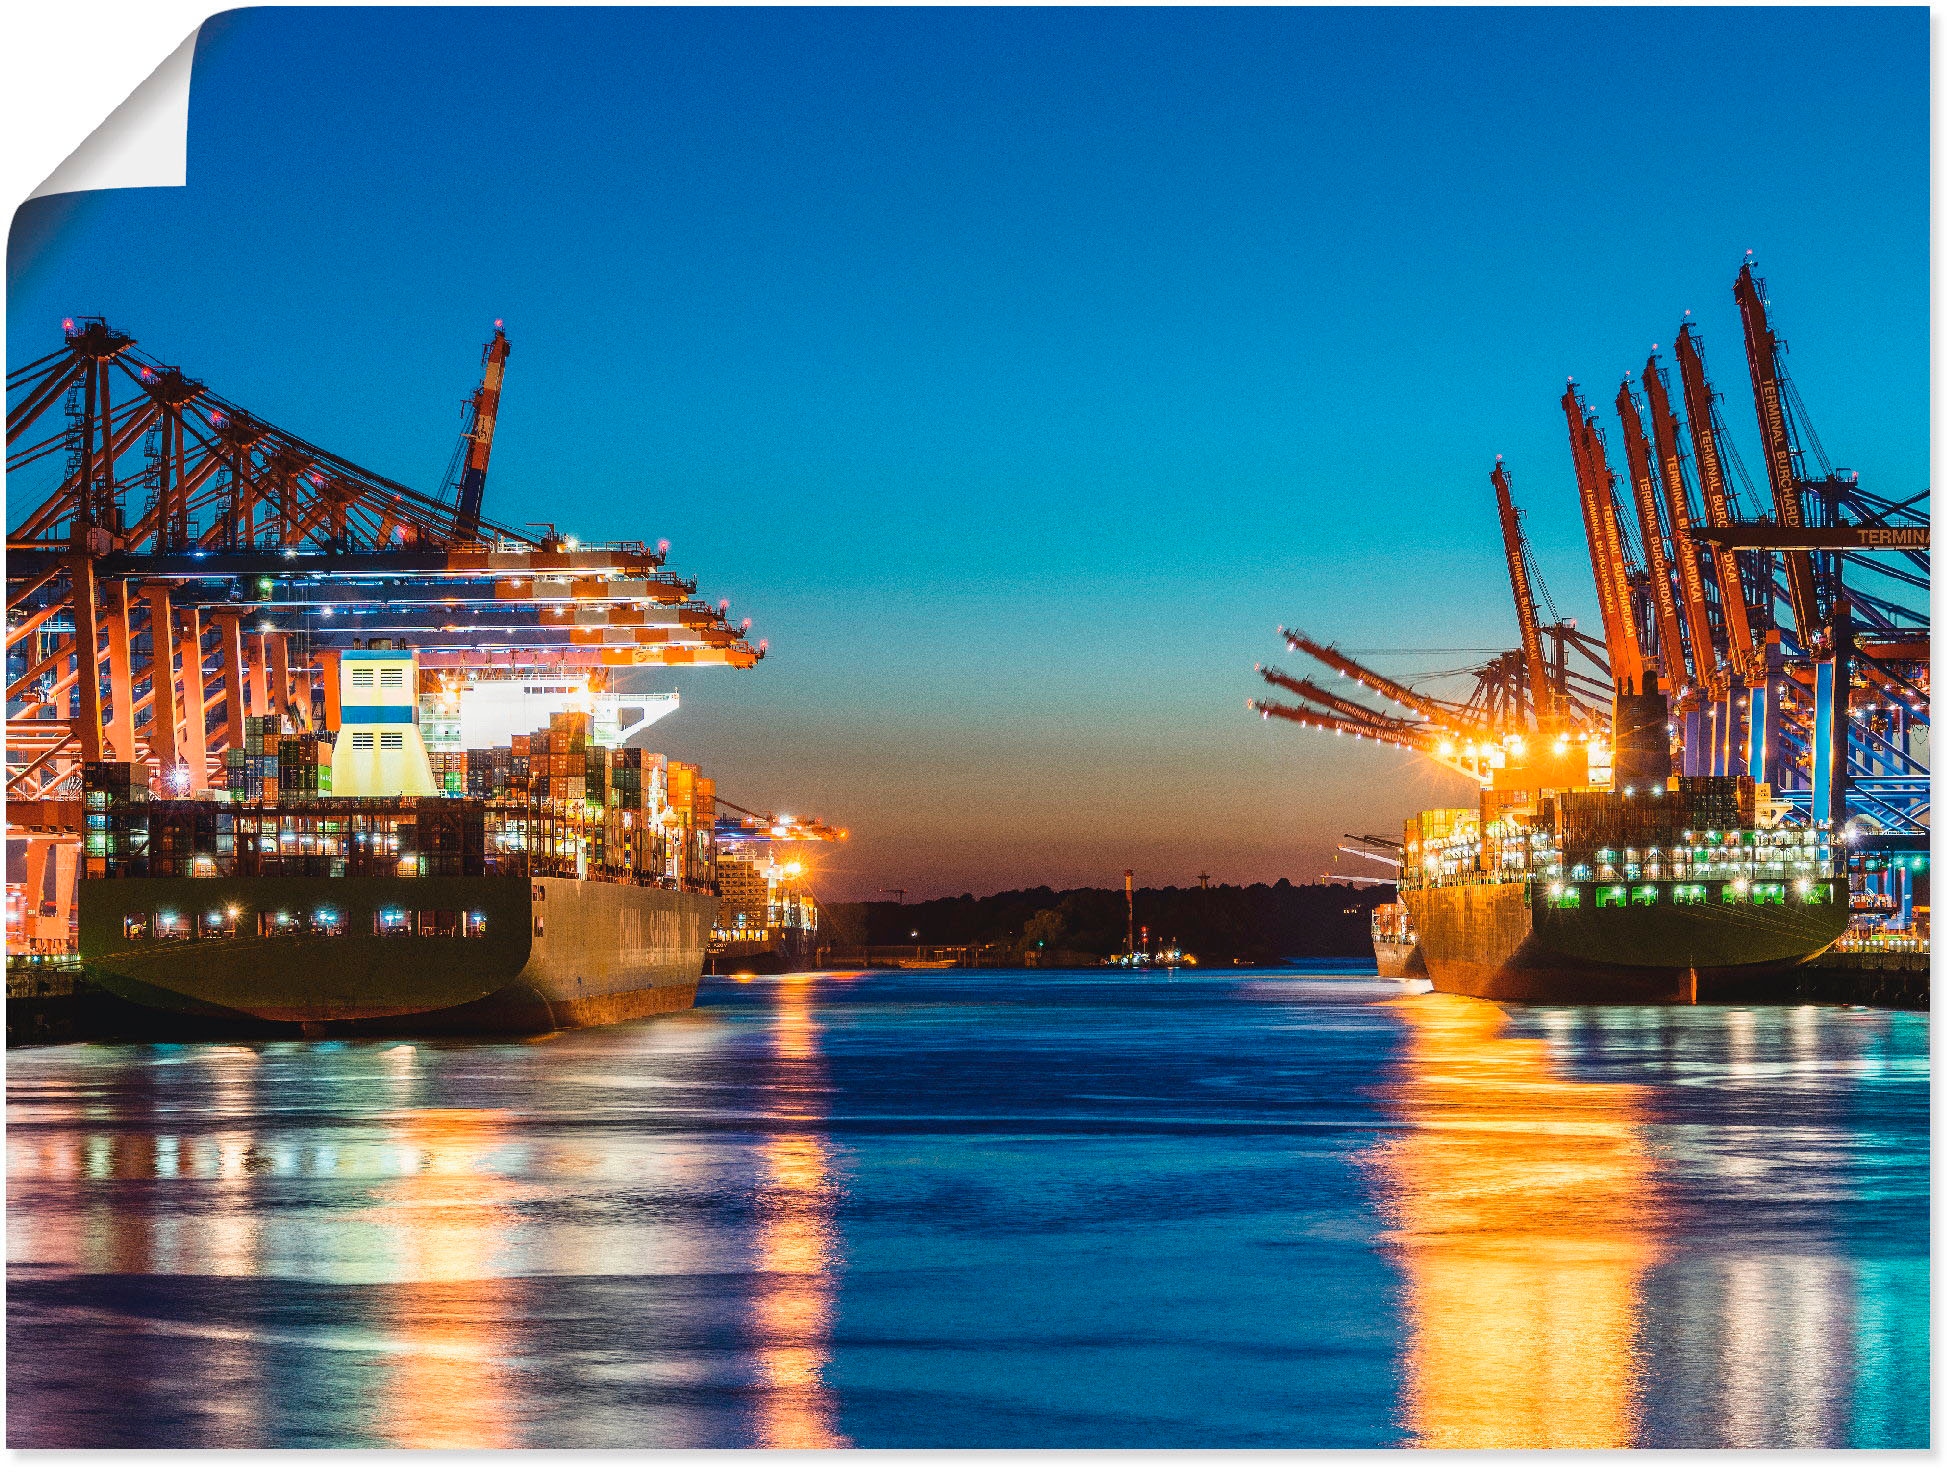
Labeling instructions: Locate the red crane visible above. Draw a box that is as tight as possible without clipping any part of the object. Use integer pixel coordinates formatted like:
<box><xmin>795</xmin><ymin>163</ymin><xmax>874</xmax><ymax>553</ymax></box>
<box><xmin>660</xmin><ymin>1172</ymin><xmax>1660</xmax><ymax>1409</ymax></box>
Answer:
<box><xmin>1491</xmin><ymin>459</ymin><xmax>1560</xmax><ymax>728</ymax></box>
<box><xmin>1561</xmin><ymin>386</ymin><xmax>1645</xmax><ymax>691</ymax></box>
<box><xmin>1641</xmin><ymin>354</ymin><xmax>1726</xmax><ymax>702</ymax></box>
<box><xmin>450</xmin><ymin>323</ymin><xmax>510</xmax><ymax>539</ymax></box>
<box><xmin>1673</xmin><ymin>321</ymin><xmax>1764</xmax><ymax>680</ymax></box>
<box><xmin>1277</xmin><ymin>628</ymin><xmax>1459</xmax><ymax>726</ymax></box>
<box><xmin>1255</xmin><ymin>665</ymin><xmax>1430</xmax><ymax>743</ymax></box>
<box><xmin>1733</xmin><ymin>261</ymin><xmax>1823</xmax><ymax>645</ymax></box>
<box><xmin>1614</xmin><ymin>377</ymin><xmax>1693</xmax><ymax>694</ymax></box>
<box><xmin>6</xmin><ymin>321</ymin><xmax>766</xmax><ymax>955</ymax></box>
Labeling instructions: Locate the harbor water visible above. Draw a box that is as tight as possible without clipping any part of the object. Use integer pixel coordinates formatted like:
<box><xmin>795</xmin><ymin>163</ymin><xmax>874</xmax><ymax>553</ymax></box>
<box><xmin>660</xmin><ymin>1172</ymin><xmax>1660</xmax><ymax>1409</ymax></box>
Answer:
<box><xmin>7</xmin><ymin>967</ymin><xmax>1929</xmax><ymax>1448</ymax></box>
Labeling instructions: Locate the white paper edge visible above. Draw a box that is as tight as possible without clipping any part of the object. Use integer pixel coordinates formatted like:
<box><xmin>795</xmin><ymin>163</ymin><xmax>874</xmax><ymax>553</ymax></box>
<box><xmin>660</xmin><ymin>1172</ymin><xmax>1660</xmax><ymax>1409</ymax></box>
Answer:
<box><xmin>28</xmin><ymin>26</ymin><xmax>200</xmax><ymax>201</ymax></box>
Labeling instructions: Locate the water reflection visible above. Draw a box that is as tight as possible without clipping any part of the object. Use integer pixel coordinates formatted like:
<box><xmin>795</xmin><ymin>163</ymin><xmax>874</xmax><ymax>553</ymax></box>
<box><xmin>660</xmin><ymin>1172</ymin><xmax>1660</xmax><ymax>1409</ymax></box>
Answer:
<box><xmin>750</xmin><ymin>977</ymin><xmax>845</xmax><ymax>1448</ymax></box>
<box><xmin>372</xmin><ymin>1104</ymin><xmax>519</xmax><ymax>1449</ymax></box>
<box><xmin>1369</xmin><ymin>998</ymin><xmax>1929</xmax><ymax>1449</ymax></box>
<box><xmin>1365</xmin><ymin>994</ymin><xmax>1665</xmax><ymax>1448</ymax></box>
<box><xmin>7</xmin><ymin>973</ymin><xmax>1926</xmax><ymax>1449</ymax></box>
<box><xmin>1612</xmin><ymin>1004</ymin><xmax>1929</xmax><ymax>1448</ymax></box>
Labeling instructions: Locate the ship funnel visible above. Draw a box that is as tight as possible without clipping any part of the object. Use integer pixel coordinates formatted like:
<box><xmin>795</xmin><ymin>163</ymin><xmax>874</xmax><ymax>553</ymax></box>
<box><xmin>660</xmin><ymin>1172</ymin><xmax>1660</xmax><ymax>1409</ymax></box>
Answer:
<box><xmin>1611</xmin><ymin>672</ymin><xmax>1673</xmax><ymax>793</ymax></box>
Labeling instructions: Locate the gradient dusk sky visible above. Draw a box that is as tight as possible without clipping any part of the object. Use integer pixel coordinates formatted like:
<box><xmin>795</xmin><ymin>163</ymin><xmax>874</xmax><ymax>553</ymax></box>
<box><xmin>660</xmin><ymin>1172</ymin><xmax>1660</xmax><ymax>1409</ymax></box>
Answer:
<box><xmin>8</xmin><ymin>7</ymin><xmax>1927</xmax><ymax>900</ymax></box>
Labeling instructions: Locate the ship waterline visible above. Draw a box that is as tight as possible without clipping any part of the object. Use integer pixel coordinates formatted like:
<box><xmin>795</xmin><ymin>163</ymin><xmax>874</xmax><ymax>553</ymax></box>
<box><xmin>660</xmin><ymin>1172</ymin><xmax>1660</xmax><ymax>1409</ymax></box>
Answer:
<box><xmin>78</xmin><ymin>875</ymin><xmax>711</xmax><ymax>1031</ymax></box>
<box><xmin>1403</xmin><ymin>879</ymin><xmax>1849</xmax><ymax>1004</ymax></box>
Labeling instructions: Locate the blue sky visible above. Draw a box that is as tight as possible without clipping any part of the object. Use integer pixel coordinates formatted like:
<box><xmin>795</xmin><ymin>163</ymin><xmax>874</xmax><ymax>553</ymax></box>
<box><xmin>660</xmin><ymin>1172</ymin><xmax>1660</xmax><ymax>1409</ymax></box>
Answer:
<box><xmin>8</xmin><ymin>6</ymin><xmax>1928</xmax><ymax>898</ymax></box>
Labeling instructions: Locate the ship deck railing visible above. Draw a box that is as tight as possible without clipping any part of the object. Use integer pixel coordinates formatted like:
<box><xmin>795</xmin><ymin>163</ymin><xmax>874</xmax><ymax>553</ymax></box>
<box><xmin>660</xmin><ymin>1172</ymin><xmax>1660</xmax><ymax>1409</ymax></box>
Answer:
<box><xmin>1830</xmin><ymin>930</ymin><xmax>1929</xmax><ymax>955</ymax></box>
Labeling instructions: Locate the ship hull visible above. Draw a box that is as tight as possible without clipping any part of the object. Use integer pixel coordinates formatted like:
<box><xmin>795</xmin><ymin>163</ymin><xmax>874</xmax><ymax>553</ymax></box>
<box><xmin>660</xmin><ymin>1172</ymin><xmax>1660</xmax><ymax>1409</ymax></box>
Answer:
<box><xmin>79</xmin><ymin>875</ymin><xmax>709</xmax><ymax>1032</ymax></box>
<box><xmin>1402</xmin><ymin>880</ymin><xmax>1849</xmax><ymax>1004</ymax></box>
<box><xmin>710</xmin><ymin>924</ymin><xmax>820</xmax><ymax>975</ymax></box>
<box><xmin>1373</xmin><ymin>938</ymin><xmax>1428</xmax><ymax>980</ymax></box>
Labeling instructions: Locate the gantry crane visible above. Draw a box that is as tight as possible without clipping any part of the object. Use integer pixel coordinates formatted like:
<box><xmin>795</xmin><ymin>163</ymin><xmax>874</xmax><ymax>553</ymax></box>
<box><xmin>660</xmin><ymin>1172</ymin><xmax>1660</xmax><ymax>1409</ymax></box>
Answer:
<box><xmin>1252</xmin><ymin>260</ymin><xmax>1927</xmax><ymax>876</ymax></box>
<box><xmin>1251</xmin><ymin>594</ymin><xmax>1614</xmax><ymax>787</ymax></box>
<box><xmin>447</xmin><ymin>323</ymin><xmax>511</xmax><ymax>540</ymax></box>
<box><xmin>1673</xmin><ymin>322</ymin><xmax>1766</xmax><ymax>682</ymax></box>
<box><xmin>1491</xmin><ymin>458</ymin><xmax>1561</xmax><ymax>728</ymax></box>
<box><xmin>1641</xmin><ymin>353</ymin><xmax>1725</xmax><ymax>703</ymax></box>
<box><xmin>1614</xmin><ymin>377</ymin><xmax>1694</xmax><ymax>694</ymax></box>
<box><xmin>1734</xmin><ymin>261</ymin><xmax>1826</xmax><ymax>645</ymax></box>
<box><xmin>7</xmin><ymin>318</ymin><xmax>767</xmax><ymax>954</ymax></box>
<box><xmin>1561</xmin><ymin>385</ymin><xmax>1646</xmax><ymax>692</ymax></box>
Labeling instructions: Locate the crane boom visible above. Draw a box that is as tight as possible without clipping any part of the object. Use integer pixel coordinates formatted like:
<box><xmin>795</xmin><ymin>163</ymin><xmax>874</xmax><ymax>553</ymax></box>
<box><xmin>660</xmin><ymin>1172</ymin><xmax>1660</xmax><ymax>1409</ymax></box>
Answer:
<box><xmin>1733</xmin><ymin>263</ymin><xmax>1822</xmax><ymax>644</ymax></box>
<box><xmin>1491</xmin><ymin>459</ymin><xmax>1558</xmax><ymax>727</ymax></box>
<box><xmin>1250</xmin><ymin>697</ymin><xmax>1477</xmax><ymax>778</ymax></box>
<box><xmin>1674</xmin><ymin>322</ymin><xmax>1762</xmax><ymax>679</ymax></box>
<box><xmin>1257</xmin><ymin>665</ymin><xmax>1429</xmax><ymax>739</ymax></box>
<box><xmin>1562</xmin><ymin>387</ymin><xmax>1645</xmax><ymax>691</ymax></box>
<box><xmin>453</xmin><ymin>324</ymin><xmax>511</xmax><ymax>539</ymax></box>
<box><xmin>1277</xmin><ymin>627</ymin><xmax>1459</xmax><ymax>725</ymax></box>
<box><xmin>1642</xmin><ymin>354</ymin><xmax>1725</xmax><ymax>700</ymax></box>
<box><xmin>1615</xmin><ymin>378</ymin><xmax>1693</xmax><ymax>692</ymax></box>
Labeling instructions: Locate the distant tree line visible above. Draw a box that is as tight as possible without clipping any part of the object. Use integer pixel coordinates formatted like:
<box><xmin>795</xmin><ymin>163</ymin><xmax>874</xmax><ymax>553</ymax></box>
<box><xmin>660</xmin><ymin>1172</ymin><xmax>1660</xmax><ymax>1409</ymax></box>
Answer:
<box><xmin>821</xmin><ymin>880</ymin><xmax>1393</xmax><ymax>965</ymax></box>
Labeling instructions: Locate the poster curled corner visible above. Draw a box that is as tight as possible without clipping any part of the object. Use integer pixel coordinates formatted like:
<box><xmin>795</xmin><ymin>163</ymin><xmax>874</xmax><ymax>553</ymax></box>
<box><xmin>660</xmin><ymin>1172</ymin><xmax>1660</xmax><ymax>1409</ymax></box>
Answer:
<box><xmin>29</xmin><ymin>27</ymin><xmax>201</xmax><ymax>201</ymax></box>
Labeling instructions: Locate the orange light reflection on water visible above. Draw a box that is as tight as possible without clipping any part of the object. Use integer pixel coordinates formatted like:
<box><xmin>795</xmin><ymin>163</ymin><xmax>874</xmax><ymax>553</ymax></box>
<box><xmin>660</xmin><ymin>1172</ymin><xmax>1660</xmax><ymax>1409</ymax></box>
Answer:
<box><xmin>1365</xmin><ymin>994</ymin><xmax>1666</xmax><ymax>1449</ymax></box>
<box><xmin>370</xmin><ymin>1100</ymin><xmax>520</xmax><ymax>1450</ymax></box>
<box><xmin>751</xmin><ymin>977</ymin><xmax>846</xmax><ymax>1448</ymax></box>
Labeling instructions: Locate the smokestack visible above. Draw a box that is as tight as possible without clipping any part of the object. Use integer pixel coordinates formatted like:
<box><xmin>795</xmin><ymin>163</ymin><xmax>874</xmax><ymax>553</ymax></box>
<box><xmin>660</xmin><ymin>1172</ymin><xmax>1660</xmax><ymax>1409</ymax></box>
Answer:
<box><xmin>1611</xmin><ymin>671</ymin><xmax>1673</xmax><ymax>794</ymax></box>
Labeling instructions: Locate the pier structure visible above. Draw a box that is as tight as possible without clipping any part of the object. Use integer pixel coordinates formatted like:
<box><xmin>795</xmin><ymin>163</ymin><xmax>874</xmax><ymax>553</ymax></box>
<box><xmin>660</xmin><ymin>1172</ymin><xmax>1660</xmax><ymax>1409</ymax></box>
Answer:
<box><xmin>1252</xmin><ymin>261</ymin><xmax>1928</xmax><ymax>951</ymax></box>
<box><xmin>7</xmin><ymin>319</ymin><xmax>763</xmax><ymax>956</ymax></box>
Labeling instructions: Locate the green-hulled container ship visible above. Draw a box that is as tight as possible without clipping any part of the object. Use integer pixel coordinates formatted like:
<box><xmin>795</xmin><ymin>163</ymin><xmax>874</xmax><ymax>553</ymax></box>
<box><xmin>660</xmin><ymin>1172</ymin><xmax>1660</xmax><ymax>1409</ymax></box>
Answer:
<box><xmin>76</xmin><ymin>699</ymin><xmax>718</xmax><ymax>1034</ymax></box>
<box><xmin>1396</xmin><ymin>685</ymin><xmax>1847</xmax><ymax>1004</ymax></box>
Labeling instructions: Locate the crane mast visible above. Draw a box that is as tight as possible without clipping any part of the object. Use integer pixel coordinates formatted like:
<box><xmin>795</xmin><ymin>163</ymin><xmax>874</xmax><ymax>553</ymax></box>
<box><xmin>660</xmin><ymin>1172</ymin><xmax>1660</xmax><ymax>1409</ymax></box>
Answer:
<box><xmin>1562</xmin><ymin>386</ymin><xmax>1645</xmax><ymax>691</ymax></box>
<box><xmin>1641</xmin><ymin>354</ymin><xmax>1725</xmax><ymax>701</ymax></box>
<box><xmin>1614</xmin><ymin>378</ymin><xmax>1693</xmax><ymax>692</ymax></box>
<box><xmin>1733</xmin><ymin>263</ymin><xmax>1823</xmax><ymax>645</ymax></box>
<box><xmin>1673</xmin><ymin>322</ymin><xmax>1763</xmax><ymax>679</ymax></box>
<box><xmin>1491</xmin><ymin>459</ymin><xmax>1558</xmax><ymax>727</ymax></box>
<box><xmin>453</xmin><ymin>324</ymin><xmax>511</xmax><ymax>539</ymax></box>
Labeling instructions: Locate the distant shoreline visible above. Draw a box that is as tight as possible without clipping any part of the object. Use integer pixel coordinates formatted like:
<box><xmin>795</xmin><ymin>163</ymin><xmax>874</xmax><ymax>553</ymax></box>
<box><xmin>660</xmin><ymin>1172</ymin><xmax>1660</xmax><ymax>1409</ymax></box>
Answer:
<box><xmin>823</xmin><ymin>879</ymin><xmax>1392</xmax><ymax>967</ymax></box>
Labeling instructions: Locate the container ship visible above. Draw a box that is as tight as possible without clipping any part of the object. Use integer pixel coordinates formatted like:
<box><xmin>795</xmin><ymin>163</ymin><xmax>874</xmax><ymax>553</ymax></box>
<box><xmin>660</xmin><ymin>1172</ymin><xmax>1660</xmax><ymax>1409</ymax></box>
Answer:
<box><xmin>713</xmin><ymin>854</ymin><xmax>820</xmax><ymax>972</ymax></box>
<box><xmin>76</xmin><ymin>649</ymin><xmax>718</xmax><ymax>1034</ymax></box>
<box><xmin>1395</xmin><ymin>684</ymin><xmax>1848</xmax><ymax>1004</ymax></box>
<box><xmin>707</xmin><ymin>804</ymin><xmax>844</xmax><ymax>973</ymax></box>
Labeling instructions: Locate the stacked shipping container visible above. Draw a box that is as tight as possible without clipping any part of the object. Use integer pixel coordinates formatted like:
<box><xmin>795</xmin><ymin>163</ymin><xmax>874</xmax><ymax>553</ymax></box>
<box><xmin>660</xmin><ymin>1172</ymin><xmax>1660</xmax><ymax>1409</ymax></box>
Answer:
<box><xmin>82</xmin><ymin>712</ymin><xmax>718</xmax><ymax>893</ymax></box>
